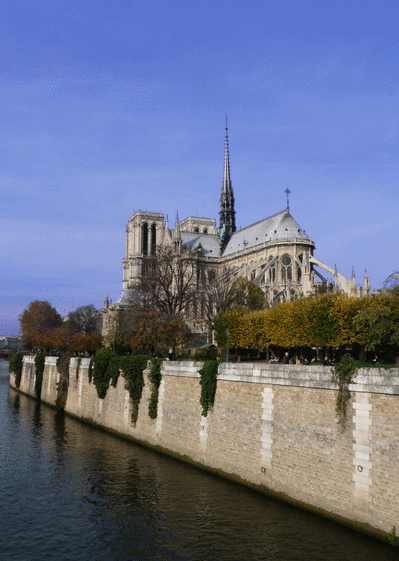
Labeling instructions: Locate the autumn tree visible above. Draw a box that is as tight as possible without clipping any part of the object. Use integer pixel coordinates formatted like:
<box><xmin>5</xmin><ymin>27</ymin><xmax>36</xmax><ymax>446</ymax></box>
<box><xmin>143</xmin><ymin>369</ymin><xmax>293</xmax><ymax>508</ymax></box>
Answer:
<box><xmin>118</xmin><ymin>306</ymin><xmax>191</xmax><ymax>355</ymax></box>
<box><xmin>19</xmin><ymin>301</ymin><xmax>62</xmax><ymax>347</ymax></box>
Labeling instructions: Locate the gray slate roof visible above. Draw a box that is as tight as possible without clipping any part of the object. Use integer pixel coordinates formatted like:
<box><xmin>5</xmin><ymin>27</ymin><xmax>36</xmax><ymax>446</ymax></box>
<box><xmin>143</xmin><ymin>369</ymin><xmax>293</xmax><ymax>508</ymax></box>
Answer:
<box><xmin>181</xmin><ymin>232</ymin><xmax>221</xmax><ymax>257</ymax></box>
<box><xmin>222</xmin><ymin>209</ymin><xmax>313</xmax><ymax>257</ymax></box>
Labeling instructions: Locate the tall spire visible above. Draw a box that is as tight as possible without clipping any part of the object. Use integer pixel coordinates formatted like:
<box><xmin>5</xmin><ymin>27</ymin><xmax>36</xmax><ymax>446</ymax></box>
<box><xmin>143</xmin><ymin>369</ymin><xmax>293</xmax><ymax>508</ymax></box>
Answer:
<box><xmin>219</xmin><ymin>117</ymin><xmax>236</xmax><ymax>232</ymax></box>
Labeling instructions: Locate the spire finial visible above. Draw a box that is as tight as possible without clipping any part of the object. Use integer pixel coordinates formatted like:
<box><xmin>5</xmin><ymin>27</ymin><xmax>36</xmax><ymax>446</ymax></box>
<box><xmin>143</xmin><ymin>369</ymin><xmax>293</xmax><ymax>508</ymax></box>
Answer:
<box><xmin>285</xmin><ymin>188</ymin><xmax>291</xmax><ymax>210</ymax></box>
<box><xmin>219</xmin><ymin>120</ymin><xmax>236</xmax><ymax>234</ymax></box>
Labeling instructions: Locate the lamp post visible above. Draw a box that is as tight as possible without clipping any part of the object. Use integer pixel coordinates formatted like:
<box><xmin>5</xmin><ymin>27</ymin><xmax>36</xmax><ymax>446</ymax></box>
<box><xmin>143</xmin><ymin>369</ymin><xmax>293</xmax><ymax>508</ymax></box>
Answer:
<box><xmin>226</xmin><ymin>327</ymin><xmax>230</xmax><ymax>362</ymax></box>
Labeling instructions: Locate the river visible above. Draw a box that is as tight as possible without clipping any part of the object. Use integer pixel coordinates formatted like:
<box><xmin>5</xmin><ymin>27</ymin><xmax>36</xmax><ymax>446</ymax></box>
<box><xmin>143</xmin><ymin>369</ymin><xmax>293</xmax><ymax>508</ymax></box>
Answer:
<box><xmin>0</xmin><ymin>360</ymin><xmax>396</xmax><ymax>560</ymax></box>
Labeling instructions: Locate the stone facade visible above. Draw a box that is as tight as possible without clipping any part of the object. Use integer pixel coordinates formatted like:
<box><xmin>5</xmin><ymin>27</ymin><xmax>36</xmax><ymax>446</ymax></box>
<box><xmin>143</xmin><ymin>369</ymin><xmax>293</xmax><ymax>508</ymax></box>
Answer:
<box><xmin>10</xmin><ymin>356</ymin><xmax>399</xmax><ymax>538</ymax></box>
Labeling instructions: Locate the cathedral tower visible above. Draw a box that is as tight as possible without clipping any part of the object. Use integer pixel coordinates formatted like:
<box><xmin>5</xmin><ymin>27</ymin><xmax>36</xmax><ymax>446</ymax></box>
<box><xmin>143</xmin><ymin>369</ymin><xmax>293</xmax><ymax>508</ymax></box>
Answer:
<box><xmin>219</xmin><ymin>121</ymin><xmax>236</xmax><ymax>233</ymax></box>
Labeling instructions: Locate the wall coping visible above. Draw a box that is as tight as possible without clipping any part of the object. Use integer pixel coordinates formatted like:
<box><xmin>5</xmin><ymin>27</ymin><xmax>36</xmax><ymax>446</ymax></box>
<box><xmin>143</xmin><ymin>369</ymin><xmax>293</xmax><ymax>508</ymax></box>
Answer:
<box><xmin>21</xmin><ymin>356</ymin><xmax>399</xmax><ymax>395</ymax></box>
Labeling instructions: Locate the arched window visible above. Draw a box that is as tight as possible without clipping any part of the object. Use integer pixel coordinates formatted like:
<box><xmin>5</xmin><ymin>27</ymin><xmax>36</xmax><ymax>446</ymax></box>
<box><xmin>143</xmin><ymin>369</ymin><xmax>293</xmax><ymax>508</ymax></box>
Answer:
<box><xmin>142</xmin><ymin>223</ymin><xmax>148</xmax><ymax>256</ymax></box>
<box><xmin>297</xmin><ymin>263</ymin><xmax>302</xmax><ymax>281</ymax></box>
<box><xmin>194</xmin><ymin>227</ymin><xmax>200</xmax><ymax>233</ymax></box>
<box><xmin>281</xmin><ymin>255</ymin><xmax>292</xmax><ymax>282</ymax></box>
<box><xmin>203</xmin><ymin>228</ymin><xmax>208</xmax><ymax>234</ymax></box>
<box><xmin>290</xmin><ymin>288</ymin><xmax>297</xmax><ymax>300</ymax></box>
<box><xmin>150</xmin><ymin>224</ymin><xmax>156</xmax><ymax>255</ymax></box>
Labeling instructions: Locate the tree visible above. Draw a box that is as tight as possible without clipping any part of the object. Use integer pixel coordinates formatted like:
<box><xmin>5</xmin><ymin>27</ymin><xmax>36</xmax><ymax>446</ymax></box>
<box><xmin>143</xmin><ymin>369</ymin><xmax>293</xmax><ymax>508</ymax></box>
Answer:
<box><xmin>227</xmin><ymin>277</ymin><xmax>266</xmax><ymax>311</ymax></box>
<box><xmin>140</xmin><ymin>246</ymin><xmax>199</xmax><ymax>317</ymax></box>
<box><xmin>199</xmin><ymin>272</ymin><xmax>266</xmax><ymax>342</ymax></box>
<box><xmin>19</xmin><ymin>301</ymin><xmax>62</xmax><ymax>347</ymax></box>
<box><xmin>119</xmin><ymin>306</ymin><xmax>191</xmax><ymax>355</ymax></box>
<box><xmin>67</xmin><ymin>305</ymin><xmax>101</xmax><ymax>334</ymax></box>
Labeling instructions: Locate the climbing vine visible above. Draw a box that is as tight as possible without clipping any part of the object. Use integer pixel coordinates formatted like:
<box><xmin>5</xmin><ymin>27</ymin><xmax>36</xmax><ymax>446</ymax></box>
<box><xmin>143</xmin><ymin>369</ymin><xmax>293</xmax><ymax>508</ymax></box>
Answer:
<box><xmin>55</xmin><ymin>353</ymin><xmax>71</xmax><ymax>414</ymax></box>
<box><xmin>331</xmin><ymin>353</ymin><xmax>357</xmax><ymax>429</ymax></box>
<box><xmin>89</xmin><ymin>349</ymin><xmax>116</xmax><ymax>399</ymax></box>
<box><xmin>108</xmin><ymin>356</ymin><xmax>122</xmax><ymax>388</ymax></box>
<box><xmin>9</xmin><ymin>351</ymin><xmax>24</xmax><ymax>389</ymax></box>
<box><xmin>88</xmin><ymin>355</ymin><xmax>94</xmax><ymax>383</ymax></box>
<box><xmin>120</xmin><ymin>355</ymin><xmax>149</xmax><ymax>425</ymax></box>
<box><xmin>388</xmin><ymin>526</ymin><xmax>399</xmax><ymax>547</ymax></box>
<box><xmin>148</xmin><ymin>358</ymin><xmax>163</xmax><ymax>419</ymax></box>
<box><xmin>199</xmin><ymin>360</ymin><xmax>219</xmax><ymax>417</ymax></box>
<box><xmin>75</xmin><ymin>357</ymin><xmax>82</xmax><ymax>380</ymax></box>
<box><xmin>34</xmin><ymin>351</ymin><xmax>46</xmax><ymax>399</ymax></box>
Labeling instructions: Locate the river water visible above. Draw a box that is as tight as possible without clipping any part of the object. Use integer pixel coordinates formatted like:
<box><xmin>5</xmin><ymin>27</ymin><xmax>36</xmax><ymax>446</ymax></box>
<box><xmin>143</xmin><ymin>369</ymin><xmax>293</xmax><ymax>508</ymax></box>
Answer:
<box><xmin>0</xmin><ymin>360</ymin><xmax>396</xmax><ymax>561</ymax></box>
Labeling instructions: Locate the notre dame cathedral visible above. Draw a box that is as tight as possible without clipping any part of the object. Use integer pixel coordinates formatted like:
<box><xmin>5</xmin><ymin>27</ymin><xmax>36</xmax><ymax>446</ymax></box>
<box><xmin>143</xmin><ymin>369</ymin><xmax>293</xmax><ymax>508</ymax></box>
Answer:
<box><xmin>103</xmin><ymin>124</ymin><xmax>371</xmax><ymax>339</ymax></box>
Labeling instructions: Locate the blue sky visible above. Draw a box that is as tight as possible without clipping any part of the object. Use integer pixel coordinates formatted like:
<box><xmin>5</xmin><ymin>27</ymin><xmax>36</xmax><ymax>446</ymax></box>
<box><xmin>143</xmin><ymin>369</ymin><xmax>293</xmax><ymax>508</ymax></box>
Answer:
<box><xmin>1</xmin><ymin>0</ymin><xmax>399</xmax><ymax>336</ymax></box>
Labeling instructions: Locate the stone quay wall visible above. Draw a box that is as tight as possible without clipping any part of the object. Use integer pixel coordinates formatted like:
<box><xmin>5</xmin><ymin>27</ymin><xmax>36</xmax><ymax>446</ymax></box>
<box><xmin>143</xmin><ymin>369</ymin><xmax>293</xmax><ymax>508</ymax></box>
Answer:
<box><xmin>10</xmin><ymin>356</ymin><xmax>399</xmax><ymax>538</ymax></box>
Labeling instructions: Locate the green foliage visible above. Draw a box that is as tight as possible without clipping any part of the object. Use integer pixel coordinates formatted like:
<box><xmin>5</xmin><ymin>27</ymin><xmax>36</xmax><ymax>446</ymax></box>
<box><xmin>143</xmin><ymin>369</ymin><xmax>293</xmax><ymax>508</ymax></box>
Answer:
<box><xmin>35</xmin><ymin>352</ymin><xmax>46</xmax><ymax>377</ymax></box>
<box><xmin>90</xmin><ymin>349</ymin><xmax>117</xmax><ymax>399</ymax></box>
<box><xmin>332</xmin><ymin>353</ymin><xmax>357</xmax><ymax>429</ymax></box>
<box><xmin>388</xmin><ymin>526</ymin><xmax>399</xmax><ymax>546</ymax></box>
<box><xmin>213</xmin><ymin>291</ymin><xmax>399</xmax><ymax>361</ymax></box>
<box><xmin>148</xmin><ymin>358</ymin><xmax>163</xmax><ymax>419</ymax></box>
<box><xmin>199</xmin><ymin>360</ymin><xmax>219</xmax><ymax>416</ymax></box>
<box><xmin>76</xmin><ymin>357</ymin><xmax>82</xmax><ymax>379</ymax></box>
<box><xmin>87</xmin><ymin>351</ymin><xmax>150</xmax><ymax>423</ymax></box>
<box><xmin>9</xmin><ymin>351</ymin><xmax>24</xmax><ymax>389</ymax></box>
<box><xmin>353</xmin><ymin>302</ymin><xmax>399</xmax><ymax>353</ymax></box>
<box><xmin>228</xmin><ymin>277</ymin><xmax>266</xmax><ymax>311</ymax></box>
<box><xmin>120</xmin><ymin>355</ymin><xmax>150</xmax><ymax>425</ymax></box>
<box><xmin>214</xmin><ymin>308</ymin><xmax>247</xmax><ymax>347</ymax></box>
<box><xmin>88</xmin><ymin>356</ymin><xmax>94</xmax><ymax>383</ymax></box>
<box><xmin>193</xmin><ymin>347</ymin><xmax>218</xmax><ymax>361</ymax></box>
<box><xmin>34</xmin><ymin>351</ymin><xmax>46</xmax><ymax>399</ymax></box>
<box><xmin>108</xmin><ymin>356</ymin><xmax>122</xmax><ymax>388</ymax></box>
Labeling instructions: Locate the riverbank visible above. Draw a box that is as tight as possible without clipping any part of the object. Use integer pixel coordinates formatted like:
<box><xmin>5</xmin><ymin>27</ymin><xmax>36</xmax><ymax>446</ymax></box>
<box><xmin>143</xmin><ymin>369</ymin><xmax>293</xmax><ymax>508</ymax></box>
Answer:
<box><xmin>9</xmin><ymin>355</ymin><xmax>399</xmax><ymax>543</ymax></box>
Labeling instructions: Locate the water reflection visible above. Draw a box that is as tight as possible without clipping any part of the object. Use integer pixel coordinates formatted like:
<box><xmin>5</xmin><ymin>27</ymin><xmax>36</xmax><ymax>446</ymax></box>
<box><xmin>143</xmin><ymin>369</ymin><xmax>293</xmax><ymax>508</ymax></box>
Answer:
<box><xmin>1</xmin><ymin>365</ymin><xmax>397</xmax><ymax>560</ymax></box>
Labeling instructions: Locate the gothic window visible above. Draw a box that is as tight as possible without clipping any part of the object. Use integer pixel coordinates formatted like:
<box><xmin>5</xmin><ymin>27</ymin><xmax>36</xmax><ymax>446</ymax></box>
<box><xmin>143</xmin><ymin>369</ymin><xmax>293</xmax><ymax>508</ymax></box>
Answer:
<box><xmin>297</xmin><ymin>263</ymin><xmax>302</xmax><ymax>281</ymax></box>
<box><xmin>281</xmin><ymin>255</ymin><xmax>292</xmax><ymax>282</ymax></box>
<box><xmin>269</xmin><ymin>263</ymin><xmax>276</xmax><ymax>282</ymax></box>
<box><xmin>142</xmin><ymin>223</ymin><xmax>148</xmax><ymax>256</ymax></box>
<box><xmin>150</xmin><ymin>224</ymin><xmax>156</xmax><ymax>255</ymax></box>
<box><xmin>208</xmin><ymin>269</ymin><xmax>216</xmax><ymax>282</ymax></box>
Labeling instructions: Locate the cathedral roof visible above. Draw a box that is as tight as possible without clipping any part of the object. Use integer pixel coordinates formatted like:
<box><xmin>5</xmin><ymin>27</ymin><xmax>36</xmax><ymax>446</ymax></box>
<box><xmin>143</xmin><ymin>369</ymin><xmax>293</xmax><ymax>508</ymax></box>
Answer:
<box><xmin>181</xmin><ymin>232</ymin><xmax>221</xmax><ymax>257</ymax></box>
<box><xmin>222</xmin><ymin>209</ymin><xmax>313</xmax><ymax>257</ymax></box>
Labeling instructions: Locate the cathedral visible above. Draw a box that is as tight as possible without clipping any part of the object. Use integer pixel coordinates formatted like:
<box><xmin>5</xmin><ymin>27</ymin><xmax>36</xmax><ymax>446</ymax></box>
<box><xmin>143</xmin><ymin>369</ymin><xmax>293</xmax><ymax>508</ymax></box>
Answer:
<box><xmin>103</xmin><ymin>124</ymin><xmax>371</xmax><ymax>339</ymax></box>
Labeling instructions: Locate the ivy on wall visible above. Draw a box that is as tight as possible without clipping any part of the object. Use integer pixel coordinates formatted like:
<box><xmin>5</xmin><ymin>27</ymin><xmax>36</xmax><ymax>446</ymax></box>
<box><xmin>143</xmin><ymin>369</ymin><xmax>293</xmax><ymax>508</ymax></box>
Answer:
<box><xmin>9</xmin><ymin>352</ymin><xmax>24</xmax><ymax>389</ymax></box>
<box><xmin>34</xmin><ymin>351</ymin><xmax>46</xmax><ymax>400</ymax></box>
<box><xmin>55</xmin><ymin>353</ymin><xmax>71</xmax><ymax>414</ymax></box>
<box><xmin>331</xmin><ymin>353</ymin><xmax>357</xmax><ymax>430</ymax></box>
<box><xmin>90</xmin><ymin>349</ymin><xmax>116</xmax><ymax>399</ymax></box>
<box><xmin>199</xmin><ymin>360</ymin><xmax>219</xmax><ymax>417</ymax></box>
<box><xmin>148</xmin><ymin>358</ymin><xmax>163</xmax><ymax>419</ymax></box>
<box><xmin>88</xmin><ymin>351</ymin><xmax>150</xmax><ymax>425</ymax></box>
<box><xmin>120</xmin><ymin>355</ymin><xmax>149</xmax><ymax>425</ymax></box>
